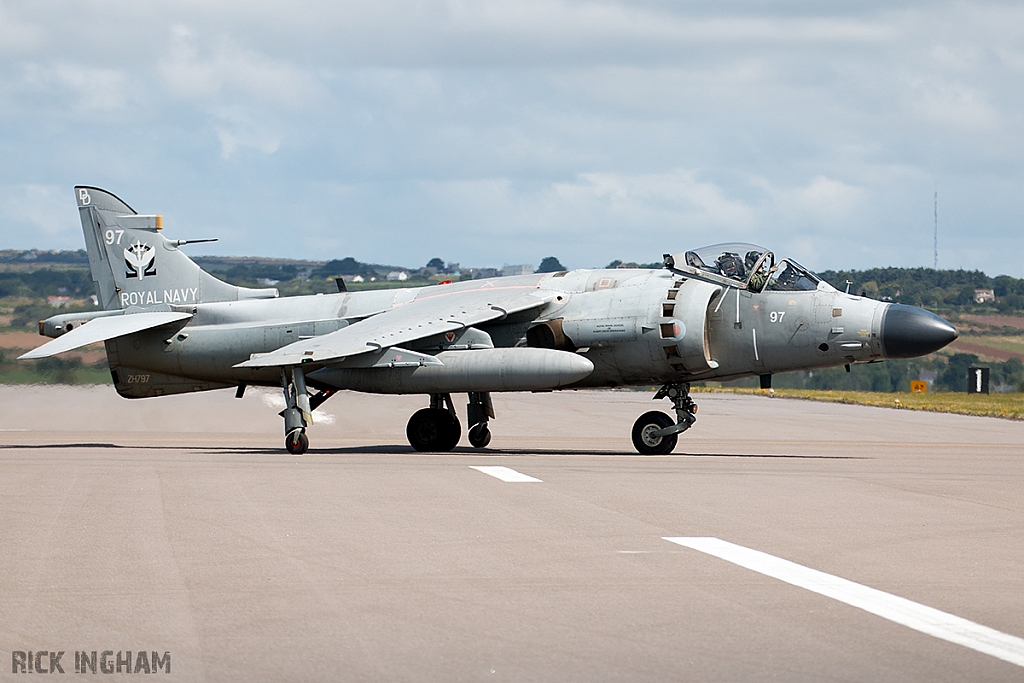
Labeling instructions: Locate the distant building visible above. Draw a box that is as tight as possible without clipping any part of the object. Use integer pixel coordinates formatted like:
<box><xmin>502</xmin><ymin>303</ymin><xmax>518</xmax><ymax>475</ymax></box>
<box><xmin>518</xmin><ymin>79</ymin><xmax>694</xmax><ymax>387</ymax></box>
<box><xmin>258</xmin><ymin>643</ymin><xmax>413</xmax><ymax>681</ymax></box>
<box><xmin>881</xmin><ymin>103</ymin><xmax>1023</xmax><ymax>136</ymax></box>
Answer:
<box><xmin>974</xmin><ymin>289</ymin><xmax>995</xmax><ymax>304</ymax></box>
<box><xmin>386</xmin><ymin>271</ymin><xmax>409</xmax><ymax>281</ymax></box>
<box><xmin>500</xmin><ymin>264</ymin><xmax>535</xmax><ymax>277</ymax></box>
<box><xmin>47</xmin><ymin>296</ymin><xmax>71</xmax><ymax>308</ymax></box>
<box><xmin>472</xmin><ymin>268</ymin><xmax>499</xmax><ymax>279</ymax></box>
<box><xmin>256</xmin><ymin>278</ymin><xmax>280</xmax><ymax>286</ymax></box>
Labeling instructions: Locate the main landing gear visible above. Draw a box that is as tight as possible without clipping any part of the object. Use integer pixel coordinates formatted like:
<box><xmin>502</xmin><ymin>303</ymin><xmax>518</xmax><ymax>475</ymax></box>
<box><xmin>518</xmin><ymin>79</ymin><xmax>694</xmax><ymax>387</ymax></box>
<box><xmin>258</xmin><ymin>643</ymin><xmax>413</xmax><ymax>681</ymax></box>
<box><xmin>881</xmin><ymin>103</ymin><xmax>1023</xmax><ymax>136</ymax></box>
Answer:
<box><xmin>631</xmin><ymin>382</ymin><xmax>697</xmax><ymax>455</ymax></box>
<box><xmin>407</xmin><ymin>394</ymin><xmax>461</xmax><ymax>452</ymax></box>
<box><xmin>466</xmin><ymin>392</ymin><xmax>493</xmax><ymax>448</ymax></box>
<box><xmin>406</xmin><ymin>392</ymin><xmax>494</xmax><ymax>452</ymax></box>
<box><xmin>279</xmin><ymin>367</ymin><xmax>336</xmax><ymax>455</ymax></box>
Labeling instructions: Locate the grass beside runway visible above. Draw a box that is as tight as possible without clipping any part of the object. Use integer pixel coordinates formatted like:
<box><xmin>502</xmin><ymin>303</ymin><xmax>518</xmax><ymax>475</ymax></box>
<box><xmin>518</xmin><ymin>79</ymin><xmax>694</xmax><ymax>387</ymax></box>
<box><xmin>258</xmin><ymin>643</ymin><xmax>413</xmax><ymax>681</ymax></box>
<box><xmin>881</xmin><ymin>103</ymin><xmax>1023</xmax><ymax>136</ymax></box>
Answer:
<box><xmin>695</xmin><ymin>387</ymin><xmax>1024</xmax><ymax>420</ymax></box>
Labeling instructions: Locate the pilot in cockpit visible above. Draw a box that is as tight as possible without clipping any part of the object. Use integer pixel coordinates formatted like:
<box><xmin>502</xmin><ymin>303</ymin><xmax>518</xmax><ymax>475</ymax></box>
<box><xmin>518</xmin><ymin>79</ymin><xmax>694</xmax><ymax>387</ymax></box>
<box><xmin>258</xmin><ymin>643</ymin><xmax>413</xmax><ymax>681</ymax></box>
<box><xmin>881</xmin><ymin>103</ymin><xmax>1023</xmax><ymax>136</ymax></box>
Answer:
<box><xmin>744</xmin><ymin>250</ymin><xmax>762</xmax><ymax>271</ymax></box>
<box><xmin>680</xmin><ymin>244</ymin><xmax>808</xmax><ymax>292</ymax></box>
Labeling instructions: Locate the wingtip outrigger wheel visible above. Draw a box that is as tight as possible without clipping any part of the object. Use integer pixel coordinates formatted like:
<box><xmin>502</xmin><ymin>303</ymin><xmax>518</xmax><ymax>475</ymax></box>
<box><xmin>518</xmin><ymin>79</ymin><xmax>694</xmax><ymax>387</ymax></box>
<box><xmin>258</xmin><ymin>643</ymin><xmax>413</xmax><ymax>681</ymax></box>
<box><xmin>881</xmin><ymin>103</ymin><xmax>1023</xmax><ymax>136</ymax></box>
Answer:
<box><xmin>285</xmin><ymin>428</ymin><xmax>308</xmax><ymax>455</ymax></box>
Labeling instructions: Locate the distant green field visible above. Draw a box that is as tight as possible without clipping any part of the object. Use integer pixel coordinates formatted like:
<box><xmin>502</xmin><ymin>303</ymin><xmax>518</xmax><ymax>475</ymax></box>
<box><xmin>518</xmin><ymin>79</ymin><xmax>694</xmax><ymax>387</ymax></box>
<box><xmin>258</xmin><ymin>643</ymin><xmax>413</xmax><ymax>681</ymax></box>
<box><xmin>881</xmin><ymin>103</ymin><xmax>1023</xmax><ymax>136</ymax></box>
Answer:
<box><xmin>958</xmin><ymin>335</ymin><xmax>1024</xmax><ymax>355</ymax></box>
<box><xmin>0</xmin><ymin>353</ymin><xmax>110</xmax><ymax>385</ymax></box>
<box><xmin>697</xmin><ymin>387</ymin><xmax>1024</xmax><ymax>420</ymax></box>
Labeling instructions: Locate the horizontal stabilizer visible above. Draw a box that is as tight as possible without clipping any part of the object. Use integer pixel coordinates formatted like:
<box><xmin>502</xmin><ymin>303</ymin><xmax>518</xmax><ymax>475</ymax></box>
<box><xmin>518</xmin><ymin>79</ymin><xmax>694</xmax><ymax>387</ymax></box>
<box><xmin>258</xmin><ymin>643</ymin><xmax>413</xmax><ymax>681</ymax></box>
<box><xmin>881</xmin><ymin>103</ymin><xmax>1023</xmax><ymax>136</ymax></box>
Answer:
<box><xmin>19</xmin><ymin>311</ymin><xmax>192</xmax><ymax>359</ymax></box>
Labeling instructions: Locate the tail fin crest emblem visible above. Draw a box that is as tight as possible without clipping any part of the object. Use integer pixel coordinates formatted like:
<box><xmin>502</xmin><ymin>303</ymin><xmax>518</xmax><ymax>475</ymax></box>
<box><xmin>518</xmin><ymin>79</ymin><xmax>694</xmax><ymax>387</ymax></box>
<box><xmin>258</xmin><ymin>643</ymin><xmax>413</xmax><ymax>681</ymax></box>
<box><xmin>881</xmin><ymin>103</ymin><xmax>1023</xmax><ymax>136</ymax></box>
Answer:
<box><xmin>124</xmin><ymin>240</ymin><xmax>156</xmax><ymax>280</ymax></box>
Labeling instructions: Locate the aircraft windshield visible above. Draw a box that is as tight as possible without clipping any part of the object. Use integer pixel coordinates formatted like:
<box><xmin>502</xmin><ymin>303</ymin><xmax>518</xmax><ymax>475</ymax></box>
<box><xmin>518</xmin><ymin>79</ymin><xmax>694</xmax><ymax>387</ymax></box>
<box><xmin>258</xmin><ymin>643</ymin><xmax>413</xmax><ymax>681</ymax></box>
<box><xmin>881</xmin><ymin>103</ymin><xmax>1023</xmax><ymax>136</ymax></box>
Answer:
<box><xmin>766</xmin><ymin>259</ymin><xmax>820</xmax><ymax>292</ymax></box>
<box><xmin>682</xmin><ymin>243</ymin><xmax>768</xmax><ymax>285</ymax></box>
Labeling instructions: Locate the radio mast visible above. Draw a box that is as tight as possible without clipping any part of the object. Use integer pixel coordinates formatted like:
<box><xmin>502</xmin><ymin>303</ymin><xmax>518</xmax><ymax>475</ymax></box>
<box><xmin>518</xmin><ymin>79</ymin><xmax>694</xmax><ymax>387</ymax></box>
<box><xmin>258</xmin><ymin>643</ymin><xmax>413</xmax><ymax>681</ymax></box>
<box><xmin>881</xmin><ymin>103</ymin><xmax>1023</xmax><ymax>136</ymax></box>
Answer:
<box><xmin>933</xmin><ymin>186</ymin><xmax>938</xmax><ymax>269</ymax></box>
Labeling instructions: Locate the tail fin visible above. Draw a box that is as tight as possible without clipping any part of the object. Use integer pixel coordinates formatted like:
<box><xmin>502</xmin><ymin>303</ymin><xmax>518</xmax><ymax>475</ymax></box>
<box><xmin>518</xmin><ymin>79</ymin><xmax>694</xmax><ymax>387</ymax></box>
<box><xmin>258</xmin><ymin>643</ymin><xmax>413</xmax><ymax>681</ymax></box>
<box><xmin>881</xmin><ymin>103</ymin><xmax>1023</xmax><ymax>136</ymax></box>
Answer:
<box><xmin>76</xmin><ymin>186</ymin><xmax>277</xmax><ymax>310</ymax></box>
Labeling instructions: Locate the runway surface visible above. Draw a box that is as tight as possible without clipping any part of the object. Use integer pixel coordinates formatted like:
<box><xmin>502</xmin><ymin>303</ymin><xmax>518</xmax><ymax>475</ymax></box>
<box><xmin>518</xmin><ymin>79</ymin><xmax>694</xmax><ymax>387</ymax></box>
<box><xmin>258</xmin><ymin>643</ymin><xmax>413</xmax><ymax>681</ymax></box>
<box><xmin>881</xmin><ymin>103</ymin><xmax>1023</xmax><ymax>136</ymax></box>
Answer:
<box><xmin>2</xmin><ymin>385</ymin><xmax>1024</xmax><ymax>681</ymax></box>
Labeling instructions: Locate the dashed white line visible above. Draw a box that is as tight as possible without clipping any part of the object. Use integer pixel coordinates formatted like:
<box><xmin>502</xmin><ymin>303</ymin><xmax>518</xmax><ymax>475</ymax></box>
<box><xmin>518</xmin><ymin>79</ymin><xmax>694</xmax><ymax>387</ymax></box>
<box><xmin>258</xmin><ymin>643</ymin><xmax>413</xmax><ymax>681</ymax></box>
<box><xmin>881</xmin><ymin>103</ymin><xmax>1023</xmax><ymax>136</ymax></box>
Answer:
<box><xmin>470</xmin><ymin>466</ymin><xmax>542</xmax><ymax>483</ymax></box>
<box><xmin>664</xmin><ymin>536</ymin><xmax>1024</xmax><ymax>668</ymax></box>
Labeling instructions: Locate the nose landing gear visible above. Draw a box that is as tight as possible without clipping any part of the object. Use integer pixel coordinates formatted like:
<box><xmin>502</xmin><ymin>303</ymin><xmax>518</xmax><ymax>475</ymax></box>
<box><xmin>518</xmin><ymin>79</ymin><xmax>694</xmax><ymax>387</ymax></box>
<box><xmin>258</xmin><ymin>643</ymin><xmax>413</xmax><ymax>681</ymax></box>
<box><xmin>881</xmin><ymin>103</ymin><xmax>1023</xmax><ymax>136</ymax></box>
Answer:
<box><xmin>631</xmin><ymin>382</ymin><xmax>697</xmax><ymax>455</ymax></box>
<box><xmin>632</xmin><ymin>411</ymin><xmax>676</xmax><ymax>455</ymax></box>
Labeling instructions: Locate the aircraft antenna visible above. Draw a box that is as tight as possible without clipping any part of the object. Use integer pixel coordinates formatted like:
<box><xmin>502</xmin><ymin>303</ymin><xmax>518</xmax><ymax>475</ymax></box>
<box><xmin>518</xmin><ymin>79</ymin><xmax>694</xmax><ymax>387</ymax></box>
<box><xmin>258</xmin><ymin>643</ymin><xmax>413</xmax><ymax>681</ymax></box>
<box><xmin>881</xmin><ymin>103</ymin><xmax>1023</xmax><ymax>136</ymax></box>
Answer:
<box><xmin>933</xmin><ymin>185</ymin><xmax>938</xmax><ymax>269</ymax></box>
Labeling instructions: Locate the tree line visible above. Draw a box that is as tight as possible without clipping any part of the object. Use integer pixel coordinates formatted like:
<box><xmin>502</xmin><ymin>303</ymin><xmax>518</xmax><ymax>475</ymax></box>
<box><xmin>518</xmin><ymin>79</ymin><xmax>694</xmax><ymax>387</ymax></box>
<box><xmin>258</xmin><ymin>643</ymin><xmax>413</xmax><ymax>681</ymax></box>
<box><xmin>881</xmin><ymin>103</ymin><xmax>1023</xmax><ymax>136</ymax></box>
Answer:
<box><xmin>816</xmin><ymin>267</ymin><xmax>1024</xmax><ymax>313</ymax></box>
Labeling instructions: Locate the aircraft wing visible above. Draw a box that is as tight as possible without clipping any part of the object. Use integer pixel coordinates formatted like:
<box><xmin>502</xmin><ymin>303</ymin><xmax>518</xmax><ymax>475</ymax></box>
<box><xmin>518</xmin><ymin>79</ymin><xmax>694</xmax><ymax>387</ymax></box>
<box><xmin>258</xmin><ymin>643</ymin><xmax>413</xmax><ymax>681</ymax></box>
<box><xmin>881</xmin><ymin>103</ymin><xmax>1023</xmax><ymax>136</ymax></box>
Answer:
<box><xmin>237</xmin><ymin>285</ymin><xmax>550</xmax><ymax>368</ymax></box>
<box><xmin>18</xmin><ymin>311</ymin><xmax>193</xmax><ymax>359</ymax></box>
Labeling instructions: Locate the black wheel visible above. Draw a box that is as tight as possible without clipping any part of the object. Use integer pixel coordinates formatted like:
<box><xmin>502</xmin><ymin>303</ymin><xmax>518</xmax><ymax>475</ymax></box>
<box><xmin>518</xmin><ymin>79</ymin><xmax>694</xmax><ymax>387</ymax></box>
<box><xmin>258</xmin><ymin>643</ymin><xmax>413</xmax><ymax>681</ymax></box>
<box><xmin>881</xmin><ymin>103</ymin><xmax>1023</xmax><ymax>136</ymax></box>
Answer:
<box><xmin>407</xmin><ymin>408</ymin><xmax>461</xmax><ymax>452</ymax></box>
<box><xmin>285</xmin><ymin>430</ymin><xmax>309</xmax><ymax>455</ymax></box>
<box><xmin>468</xmin><ymin>423</ymin><xmax>492</xmax><ymax>448</ymax></box>
<box><xmin>631</xmin><ymin>411</ymin><xmax>677</xmax><ymax>455</ymax></box>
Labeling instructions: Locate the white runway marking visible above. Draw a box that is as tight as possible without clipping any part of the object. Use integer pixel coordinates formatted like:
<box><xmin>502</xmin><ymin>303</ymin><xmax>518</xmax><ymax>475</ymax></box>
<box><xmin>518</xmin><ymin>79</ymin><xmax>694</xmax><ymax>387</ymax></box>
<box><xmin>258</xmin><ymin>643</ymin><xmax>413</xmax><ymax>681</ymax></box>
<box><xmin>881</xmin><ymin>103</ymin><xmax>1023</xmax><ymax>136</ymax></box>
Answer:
<box><xmin>664</xmin><ymin>536</ymin><xmax>1024</xmax><ymax>669</ymax></box>
<box><xmin>470</xmin><ymin>466</ymin><xmax>542</xmax><ymax>483</ymax></box>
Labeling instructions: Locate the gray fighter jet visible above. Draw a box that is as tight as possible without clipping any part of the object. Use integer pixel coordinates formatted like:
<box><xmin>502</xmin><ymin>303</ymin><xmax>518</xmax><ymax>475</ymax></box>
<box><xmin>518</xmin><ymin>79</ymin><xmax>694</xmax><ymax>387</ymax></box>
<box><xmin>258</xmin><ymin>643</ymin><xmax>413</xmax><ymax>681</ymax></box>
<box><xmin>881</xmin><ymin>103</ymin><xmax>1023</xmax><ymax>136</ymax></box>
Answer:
<box><xmin>22</xmin><ymin>187</ymin><xmax>958</xmax><ymax>454</ymax></box>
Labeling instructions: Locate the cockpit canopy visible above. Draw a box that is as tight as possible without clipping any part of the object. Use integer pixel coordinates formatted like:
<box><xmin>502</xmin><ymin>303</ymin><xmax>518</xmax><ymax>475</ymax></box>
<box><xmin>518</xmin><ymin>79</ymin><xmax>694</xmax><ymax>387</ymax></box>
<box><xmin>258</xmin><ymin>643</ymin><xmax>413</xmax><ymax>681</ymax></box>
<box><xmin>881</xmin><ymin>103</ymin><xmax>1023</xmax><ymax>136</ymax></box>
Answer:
<box><xmin>683</xmin><ymin>243</ymin><xmax>767</xmax><ymax>282</ymax></box>
<box><xmin>669</xmin><ymin>242</ymin><xmax>822</xmax><ymax>293</ymax></box>
<box><xmin>766</xmin><ymin>258</ymin><xmax>820</xmax><ymax>292</ymax></box>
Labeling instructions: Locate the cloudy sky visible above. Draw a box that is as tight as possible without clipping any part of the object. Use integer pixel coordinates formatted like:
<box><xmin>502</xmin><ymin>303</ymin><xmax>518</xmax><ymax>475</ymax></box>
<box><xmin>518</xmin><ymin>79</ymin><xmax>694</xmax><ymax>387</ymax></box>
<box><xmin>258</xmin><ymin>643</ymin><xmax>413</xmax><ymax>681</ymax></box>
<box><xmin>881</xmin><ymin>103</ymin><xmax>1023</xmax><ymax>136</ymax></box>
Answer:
<box><xmin>1</xmin><ymin>1</ymin><xmax>1022</xmax><ymax>275</ymax></box>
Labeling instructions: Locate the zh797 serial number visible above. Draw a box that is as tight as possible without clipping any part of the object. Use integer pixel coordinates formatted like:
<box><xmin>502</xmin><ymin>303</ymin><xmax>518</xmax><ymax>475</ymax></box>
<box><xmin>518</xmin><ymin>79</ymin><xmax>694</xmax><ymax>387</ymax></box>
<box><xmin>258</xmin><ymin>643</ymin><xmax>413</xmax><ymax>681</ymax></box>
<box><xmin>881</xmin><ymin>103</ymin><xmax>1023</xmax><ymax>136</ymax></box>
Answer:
<box><xmin>125</xmin><ymin>375</ymin><xmax>150</xmax><ymax>383</ymax></box>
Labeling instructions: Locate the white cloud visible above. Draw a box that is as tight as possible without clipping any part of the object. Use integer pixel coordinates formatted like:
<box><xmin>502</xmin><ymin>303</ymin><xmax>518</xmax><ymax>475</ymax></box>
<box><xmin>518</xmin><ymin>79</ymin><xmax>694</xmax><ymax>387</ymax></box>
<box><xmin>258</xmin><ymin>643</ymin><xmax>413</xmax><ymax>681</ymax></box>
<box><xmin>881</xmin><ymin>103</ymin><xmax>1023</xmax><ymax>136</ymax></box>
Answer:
<box><xmin>0</xmin><ymin>184</ymin><xmax>79</xmax><ymax>244</ymax></box>
<box><xmin>211</xmin><ymin>107</ymin><xmax>282</xmax><ymax>159</ymax></box>
<box><xmin>0</xmin><ymin>4</ymin><xmax>45</xmax><ymax>56</ymax></box>
<box><xmin>158</xmin><ymin>25</ymin><xmax>324</xmax><ymax>106</ymax></box>
<box><xmin>905</xmin><ymin>78</ymin><xmax>1001</xmax><ymax>131</ymax></box>
<box><xmin>554</xmin><ymin>169</ymin><xmax>756</xmax><ymax>231</ymax></box>
<box><xmin>755</xmin><ymin>175</ymin><xmax>867</xmax><ymax>227</ymax></box>
<box><xmin>433</xmin><ymin>1</ymin><xmax>895</xmax><ymax>56</ymax></box>
<box><xmin>18</xmin><ymin>61</ymin><xmax>130</xmax><ymax>116</ymax></box>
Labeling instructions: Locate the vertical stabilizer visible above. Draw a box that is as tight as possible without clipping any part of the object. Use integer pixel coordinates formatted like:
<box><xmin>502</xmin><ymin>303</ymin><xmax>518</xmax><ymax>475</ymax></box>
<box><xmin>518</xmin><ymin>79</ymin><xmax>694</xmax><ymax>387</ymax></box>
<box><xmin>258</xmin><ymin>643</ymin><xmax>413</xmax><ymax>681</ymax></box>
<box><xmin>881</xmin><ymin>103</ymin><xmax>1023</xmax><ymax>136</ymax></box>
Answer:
<box><xmin>75</xmin><ymin>186</ymin><xmax>277</xmax><ymax>311</ymax></box>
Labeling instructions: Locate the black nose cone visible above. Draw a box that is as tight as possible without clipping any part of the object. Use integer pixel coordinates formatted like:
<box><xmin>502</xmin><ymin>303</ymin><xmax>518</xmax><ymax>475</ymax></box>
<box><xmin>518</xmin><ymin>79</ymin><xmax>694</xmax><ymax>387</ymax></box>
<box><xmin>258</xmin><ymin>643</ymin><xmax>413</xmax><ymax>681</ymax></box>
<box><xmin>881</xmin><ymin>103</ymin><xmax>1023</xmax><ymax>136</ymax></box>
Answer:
<box><xmin>881</xmin><ymin>304</ymin><xmax>958</xmax><ymax>358</ymax></box>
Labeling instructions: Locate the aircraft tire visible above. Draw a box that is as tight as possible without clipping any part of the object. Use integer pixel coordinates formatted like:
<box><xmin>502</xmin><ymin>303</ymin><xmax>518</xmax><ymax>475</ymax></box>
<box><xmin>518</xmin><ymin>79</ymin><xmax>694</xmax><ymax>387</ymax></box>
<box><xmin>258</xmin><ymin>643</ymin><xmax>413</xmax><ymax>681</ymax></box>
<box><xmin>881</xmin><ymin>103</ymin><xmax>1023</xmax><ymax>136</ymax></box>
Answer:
<box><xmin>285</xmin><ymin>430</ymin><xmax>309</xmax><ymax>455</ymax></box>
<box><xmin>407</xmin><ymin>408</ymin><xmax>461</xmax><ymax>452</ymax></box>
<box><xmin>631</xmin><ymin>411</ymin><xmax>678</xmax><ymax>455</ymax></box>
<box><xmin>468</xmin><ymin>423</ymin><xmax>492</xmax><ymax>448</ymax></box>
